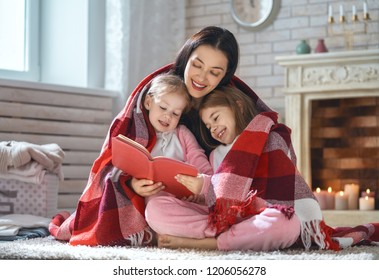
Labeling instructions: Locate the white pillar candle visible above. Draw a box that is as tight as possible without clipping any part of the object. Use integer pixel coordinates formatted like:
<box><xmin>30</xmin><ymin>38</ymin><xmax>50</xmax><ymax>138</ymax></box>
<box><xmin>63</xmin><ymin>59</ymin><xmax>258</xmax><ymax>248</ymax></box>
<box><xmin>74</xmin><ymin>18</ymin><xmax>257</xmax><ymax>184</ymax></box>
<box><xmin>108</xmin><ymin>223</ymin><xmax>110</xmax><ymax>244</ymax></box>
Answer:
<box><xmin>335</xmin><ymin>191</ymin><xmax>349</xmax><ymax>210</ymax></box>
<box><xmin>328</xmin><ymin>5</ymin><xmax>333</xmax><ymax>17</ymax></box>
<box><xmin>326</xmin><ymin>186</ymin><xmax>335</xmax><ymax>209</ymax></box>
<box><xmin>313</xmin><ymin>187</ymin><xmax>328</xmax><ymax>210</ymax></box>
<box><xmin>359</xmin><ymin>196</ymin><xmax>375</xmax><ymax>210</ymax></box>
<box><xmin>344</xmin><ymin>183</ymin><xmax>359</xmax><ymax>210</ymax></box>
<box><xmin>339</xmin><ymin>4</ymin><xmax>344</xmax><ymax>17</ymax></box>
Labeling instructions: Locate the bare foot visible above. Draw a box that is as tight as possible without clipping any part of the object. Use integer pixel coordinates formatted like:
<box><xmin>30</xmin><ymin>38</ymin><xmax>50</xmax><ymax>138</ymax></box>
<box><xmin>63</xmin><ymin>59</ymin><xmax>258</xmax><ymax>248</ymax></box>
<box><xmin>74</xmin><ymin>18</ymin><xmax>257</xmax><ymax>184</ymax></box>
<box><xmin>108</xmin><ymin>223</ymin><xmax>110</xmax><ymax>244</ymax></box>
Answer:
<box><xmin>157</xmin><ymin>234</ymin><xmax>217</xmax><ymax>250</ymax></box>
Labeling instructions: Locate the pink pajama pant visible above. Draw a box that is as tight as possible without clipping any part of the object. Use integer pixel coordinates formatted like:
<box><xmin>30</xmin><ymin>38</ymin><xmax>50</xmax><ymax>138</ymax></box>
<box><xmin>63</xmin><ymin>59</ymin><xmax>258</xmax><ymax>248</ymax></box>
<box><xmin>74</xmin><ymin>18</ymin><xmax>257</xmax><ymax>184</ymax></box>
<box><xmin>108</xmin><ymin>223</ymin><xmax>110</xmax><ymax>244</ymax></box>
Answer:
<box><xmin>145</xmin><ymin>193</ymin><xmax>301</xmax><ymax>251</ymax></box>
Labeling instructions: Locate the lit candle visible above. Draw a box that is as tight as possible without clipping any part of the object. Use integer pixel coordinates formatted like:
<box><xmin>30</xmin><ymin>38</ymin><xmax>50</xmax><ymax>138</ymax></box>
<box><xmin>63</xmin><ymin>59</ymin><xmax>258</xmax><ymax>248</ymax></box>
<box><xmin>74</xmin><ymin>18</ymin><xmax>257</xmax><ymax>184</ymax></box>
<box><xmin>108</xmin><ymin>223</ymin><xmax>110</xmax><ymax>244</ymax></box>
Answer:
<box><xmin>361</xmin><ymin>188</ymin><xmax>375</xmax><ymax>198</ymax></box>
<box><xmin>328</xmin><ymin>5</ymin><xmax>333</xmax><ymax>17</ymax></box>
<box><xmin>352</xmin><ymin>5</ymin><xmax>356</xmax><ymax>16</ymax></box>
<box><xmin>339</xmin><ymin>4</ymin><xmax>344</xmax><ymax>17</ymax></box>
<box><xmin>326</xmin><ymin>186</ymin><xmax>335</xmax><ymax>209</ymax></box>
<box><xmin>314</xmin><ymin>187</ymin><xmax>328</xmax><ymax>210</ymax></box>
<box><xmin>359</xmin><ymin>196</ymin><xmax>375</xmax><ymax>210</ymax></box>
<box><xmin>344</xmin><ymin>183</ymin><xmax>359</xmax><ymax>210</ymax></box>
<box><xmin>363</xmin><ymin>2</ymin><xmax>368</xmax><ymax>14</ymax></box>
<box><xmin>335</xmin><ymin>191</ymin><xmax>349</xmax><ymax>210</ymax></box>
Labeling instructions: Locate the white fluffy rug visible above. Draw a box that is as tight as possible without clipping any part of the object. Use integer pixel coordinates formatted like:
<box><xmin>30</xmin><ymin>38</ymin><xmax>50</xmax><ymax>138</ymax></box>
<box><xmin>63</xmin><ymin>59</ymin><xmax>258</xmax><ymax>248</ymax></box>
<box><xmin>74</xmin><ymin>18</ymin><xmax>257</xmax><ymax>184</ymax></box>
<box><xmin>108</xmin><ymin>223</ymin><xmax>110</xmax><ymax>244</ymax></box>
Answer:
<box><xmin>0</xmin><ymin>236</ymin><xmax>378</xmax><ymax>260</ymax></box>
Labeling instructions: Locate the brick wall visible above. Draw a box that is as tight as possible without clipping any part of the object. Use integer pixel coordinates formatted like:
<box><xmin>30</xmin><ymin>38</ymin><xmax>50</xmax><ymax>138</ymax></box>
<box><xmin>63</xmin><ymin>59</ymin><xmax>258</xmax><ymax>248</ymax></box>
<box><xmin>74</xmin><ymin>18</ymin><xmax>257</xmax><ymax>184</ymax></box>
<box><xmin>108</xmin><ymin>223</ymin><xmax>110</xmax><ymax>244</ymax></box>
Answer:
<box><xmin>185</xmin><ymin>0</ymin><xmax>379</xmax><ymax>117</ymax></box>
<box><xmin>310</xmin><ymin>97</ymin><xmax>379</xmax><ymax>208</ymax></box>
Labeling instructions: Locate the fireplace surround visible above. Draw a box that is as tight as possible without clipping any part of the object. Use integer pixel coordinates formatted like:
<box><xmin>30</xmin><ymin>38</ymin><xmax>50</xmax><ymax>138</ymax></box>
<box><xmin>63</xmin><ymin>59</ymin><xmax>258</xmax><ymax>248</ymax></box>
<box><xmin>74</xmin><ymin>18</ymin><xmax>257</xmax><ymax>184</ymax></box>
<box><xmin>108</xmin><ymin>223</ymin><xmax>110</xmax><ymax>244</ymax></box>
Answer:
<box><xmin>275</xmin><ymin>49</ymin><xmax>379</xmax><ymax>193</ymax></box>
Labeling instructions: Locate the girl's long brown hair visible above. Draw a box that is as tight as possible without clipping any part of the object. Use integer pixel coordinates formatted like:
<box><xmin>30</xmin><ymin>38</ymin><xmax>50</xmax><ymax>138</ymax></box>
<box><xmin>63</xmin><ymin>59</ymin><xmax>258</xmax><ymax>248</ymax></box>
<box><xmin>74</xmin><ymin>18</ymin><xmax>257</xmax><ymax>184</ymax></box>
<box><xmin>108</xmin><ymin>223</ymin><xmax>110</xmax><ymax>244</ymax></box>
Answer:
<box><xmin>199</xmin><ymin>86</ymin><xmax>259</xmax><ymax>150</ymax></box>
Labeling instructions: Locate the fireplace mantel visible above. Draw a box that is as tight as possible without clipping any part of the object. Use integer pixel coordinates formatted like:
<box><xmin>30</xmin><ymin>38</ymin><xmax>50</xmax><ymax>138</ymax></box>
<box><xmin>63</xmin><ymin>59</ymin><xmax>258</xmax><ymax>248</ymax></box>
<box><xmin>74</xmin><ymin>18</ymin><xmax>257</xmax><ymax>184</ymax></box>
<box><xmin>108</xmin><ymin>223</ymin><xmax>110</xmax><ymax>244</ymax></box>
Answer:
<box><xmin>276</xmin><ymin>49</ymin><xmax>379</xmax><ymax>185</ymax></box>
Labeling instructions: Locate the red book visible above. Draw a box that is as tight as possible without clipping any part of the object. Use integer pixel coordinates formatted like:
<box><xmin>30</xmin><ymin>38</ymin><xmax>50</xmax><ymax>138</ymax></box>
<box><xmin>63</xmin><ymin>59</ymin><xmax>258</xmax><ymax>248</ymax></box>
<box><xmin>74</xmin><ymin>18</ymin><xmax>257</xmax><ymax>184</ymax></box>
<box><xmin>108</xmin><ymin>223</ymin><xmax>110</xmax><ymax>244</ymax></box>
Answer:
<box><xmin>111</xmin><ymin>134</ymin><xmax>198</xmax><ymax>198</ymax></box>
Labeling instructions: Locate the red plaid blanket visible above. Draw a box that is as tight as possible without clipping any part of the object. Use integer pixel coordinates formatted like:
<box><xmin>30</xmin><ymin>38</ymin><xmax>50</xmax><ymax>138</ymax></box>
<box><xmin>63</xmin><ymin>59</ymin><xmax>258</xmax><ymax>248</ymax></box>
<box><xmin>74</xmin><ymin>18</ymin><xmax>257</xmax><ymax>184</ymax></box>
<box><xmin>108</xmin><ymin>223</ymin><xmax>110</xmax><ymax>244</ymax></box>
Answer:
<box><xmin>207</xmin><ymin>111</ymin><xmax>337</xmax><ymax>249</ymax></box>
<box><xmin>49</xmin><ymin>64</ymin><xmax>379</xmax><ymax>249</ymax></box>
<box><xmin>49</xmin><ymin>65</ymin><xmax>170</xmax><ymax>246</ymax></box>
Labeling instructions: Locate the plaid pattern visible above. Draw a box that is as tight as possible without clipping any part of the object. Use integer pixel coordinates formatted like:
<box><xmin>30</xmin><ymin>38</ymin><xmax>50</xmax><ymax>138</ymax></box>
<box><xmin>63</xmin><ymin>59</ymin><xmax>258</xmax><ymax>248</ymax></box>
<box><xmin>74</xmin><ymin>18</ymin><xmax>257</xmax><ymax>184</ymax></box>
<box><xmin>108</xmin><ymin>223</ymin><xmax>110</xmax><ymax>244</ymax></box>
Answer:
<box><xmin>206</xmin><ymin>100</ymin><xmax>379</xmax><ymax>250</ymax></box>
<box><xmin>206</xmin><ymin>112</ymin><xmax>334</xmax><ymax>249</ymax></box>
<box><xmin>49</xmin><ymin>64</ymin><xmax>379</xmax><ymax>249</ymax></box>
<box><xmin>49</xmin><ymin>65</ymin><xmax>171</xmax><ymax>246</ymax></box>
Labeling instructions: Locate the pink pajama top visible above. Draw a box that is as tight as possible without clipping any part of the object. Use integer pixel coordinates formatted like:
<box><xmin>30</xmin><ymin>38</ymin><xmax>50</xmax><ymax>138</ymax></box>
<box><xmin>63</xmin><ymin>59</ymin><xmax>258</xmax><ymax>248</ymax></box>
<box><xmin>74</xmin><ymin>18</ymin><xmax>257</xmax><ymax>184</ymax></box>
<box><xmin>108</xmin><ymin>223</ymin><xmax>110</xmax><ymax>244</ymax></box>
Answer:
<box><xmin>150</xmin><ymin>125</ymin><xmax>213</xmax><ymax>192</ymax></box>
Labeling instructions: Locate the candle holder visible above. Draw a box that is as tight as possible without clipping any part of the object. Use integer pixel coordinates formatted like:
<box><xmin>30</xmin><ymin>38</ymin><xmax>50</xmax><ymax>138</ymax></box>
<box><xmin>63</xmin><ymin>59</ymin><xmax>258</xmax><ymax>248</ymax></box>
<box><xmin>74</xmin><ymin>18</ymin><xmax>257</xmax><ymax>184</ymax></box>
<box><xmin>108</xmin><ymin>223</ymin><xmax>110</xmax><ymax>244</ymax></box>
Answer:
<box><xmin>327</xmin><ymin>3</ymin><xmax>371</xmax><ymax>50</ymax></box>
<box><xmin>363</xmin><ymin>12</ymin><xmax>371</xmax><ymax>20</ymax></box>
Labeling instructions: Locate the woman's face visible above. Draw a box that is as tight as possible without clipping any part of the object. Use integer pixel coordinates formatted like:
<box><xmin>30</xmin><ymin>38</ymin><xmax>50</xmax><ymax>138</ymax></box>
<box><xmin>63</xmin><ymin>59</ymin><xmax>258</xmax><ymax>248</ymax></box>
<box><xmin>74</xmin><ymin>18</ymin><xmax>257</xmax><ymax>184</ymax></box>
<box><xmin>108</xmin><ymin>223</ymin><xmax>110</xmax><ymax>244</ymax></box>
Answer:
<box><xmin>184</xmin><ymin>45</ymin><xmax>228</xmax><ymax>100</ymax></box>
<box><xmin>200</xmin><ymin>105</ymin><xmax>237</xmax><ymax>145</ymax></box>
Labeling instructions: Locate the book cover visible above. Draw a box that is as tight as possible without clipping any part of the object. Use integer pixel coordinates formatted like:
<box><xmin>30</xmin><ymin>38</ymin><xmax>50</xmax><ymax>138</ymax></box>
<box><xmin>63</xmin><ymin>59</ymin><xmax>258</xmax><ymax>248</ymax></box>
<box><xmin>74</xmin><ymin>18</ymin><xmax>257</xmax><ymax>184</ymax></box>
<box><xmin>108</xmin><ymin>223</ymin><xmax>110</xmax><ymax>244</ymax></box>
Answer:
<box><xmin>111</xmin><ymin>134</ymin><xmax>198</xmax><ymax>198</ymax></box>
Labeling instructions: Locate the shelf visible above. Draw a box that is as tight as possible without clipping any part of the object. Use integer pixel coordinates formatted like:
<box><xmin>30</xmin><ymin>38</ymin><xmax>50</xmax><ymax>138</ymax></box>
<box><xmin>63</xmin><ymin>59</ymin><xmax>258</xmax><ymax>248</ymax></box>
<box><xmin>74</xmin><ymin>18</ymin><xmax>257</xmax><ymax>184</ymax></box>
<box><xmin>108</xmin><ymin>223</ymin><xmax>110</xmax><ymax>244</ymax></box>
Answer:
<box><xmin>322</xmin><ymin>210</ymin><xmax>379</xmax><ymax>227</ymax></box>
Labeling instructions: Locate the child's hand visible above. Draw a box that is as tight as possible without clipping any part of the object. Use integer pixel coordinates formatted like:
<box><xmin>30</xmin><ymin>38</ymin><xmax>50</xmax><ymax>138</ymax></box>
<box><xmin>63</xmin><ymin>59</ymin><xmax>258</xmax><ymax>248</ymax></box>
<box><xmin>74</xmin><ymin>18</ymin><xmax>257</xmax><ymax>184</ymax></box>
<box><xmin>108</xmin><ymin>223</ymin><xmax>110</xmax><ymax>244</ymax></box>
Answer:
<box><xmin>129</xmin><ymin>177</ymin><xmax>165</xmax><ymax>197</ymax></box>
<box><xmin>175</xmin><ymin>174</ymin><xmax>204</xmax><ymax>194</ymax></box>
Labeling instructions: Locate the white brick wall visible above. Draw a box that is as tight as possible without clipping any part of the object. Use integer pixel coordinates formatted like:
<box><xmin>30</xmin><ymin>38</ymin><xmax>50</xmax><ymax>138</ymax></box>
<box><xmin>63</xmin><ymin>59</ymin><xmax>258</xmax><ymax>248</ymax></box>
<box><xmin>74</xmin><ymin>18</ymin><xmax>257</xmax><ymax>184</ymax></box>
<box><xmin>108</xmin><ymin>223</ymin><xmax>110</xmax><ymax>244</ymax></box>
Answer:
<box><xmin>185</xmin><ymin>0</ymin><xmax>379</xmax><ymax>117</ymax></box>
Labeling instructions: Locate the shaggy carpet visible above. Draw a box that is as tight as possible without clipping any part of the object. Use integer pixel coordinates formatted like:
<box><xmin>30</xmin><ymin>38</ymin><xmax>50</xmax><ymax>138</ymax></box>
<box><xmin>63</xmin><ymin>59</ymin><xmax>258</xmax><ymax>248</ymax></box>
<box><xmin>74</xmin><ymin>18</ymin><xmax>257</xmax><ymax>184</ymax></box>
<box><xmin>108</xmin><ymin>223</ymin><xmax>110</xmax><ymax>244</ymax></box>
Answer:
<box><xmin>0</xmin><ymin>236</ymin><xmax>378</xmax><ymax>260</ymax></box>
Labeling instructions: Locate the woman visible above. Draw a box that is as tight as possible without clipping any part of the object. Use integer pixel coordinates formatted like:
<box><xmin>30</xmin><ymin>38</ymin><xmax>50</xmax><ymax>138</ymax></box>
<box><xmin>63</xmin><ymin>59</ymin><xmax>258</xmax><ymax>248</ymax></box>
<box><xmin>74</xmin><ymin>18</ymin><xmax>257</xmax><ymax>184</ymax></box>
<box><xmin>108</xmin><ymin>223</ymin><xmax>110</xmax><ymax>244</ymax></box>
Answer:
<box><xmin>49</xmin><ymin>26</ymin><xmax>376</xmax><ymax>250</ymax></box>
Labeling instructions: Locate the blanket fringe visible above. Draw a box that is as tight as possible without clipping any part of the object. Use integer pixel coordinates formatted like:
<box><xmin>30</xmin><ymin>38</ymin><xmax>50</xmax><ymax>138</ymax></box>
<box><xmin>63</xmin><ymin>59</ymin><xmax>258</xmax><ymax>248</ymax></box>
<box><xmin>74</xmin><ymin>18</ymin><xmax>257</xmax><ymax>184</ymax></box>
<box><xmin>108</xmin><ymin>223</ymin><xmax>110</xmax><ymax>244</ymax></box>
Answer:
<box><xmin>125</xmin><ymin>227</ymin><xmax>154</xmax><ymax>247</ymax></box>
<box><xmin>209</xmin><ymin>191</ymin><xmax>264</xmax><ymax>235</ymax></box>
<box><xmin>301</xmin><ymin>219</ymin><xmax>340</xmax><ymax>251</ymax></box>
<box><xmin>268</xmin><ymin>205</ymin><xmax>294</xmax><ymax>220</ymax></box>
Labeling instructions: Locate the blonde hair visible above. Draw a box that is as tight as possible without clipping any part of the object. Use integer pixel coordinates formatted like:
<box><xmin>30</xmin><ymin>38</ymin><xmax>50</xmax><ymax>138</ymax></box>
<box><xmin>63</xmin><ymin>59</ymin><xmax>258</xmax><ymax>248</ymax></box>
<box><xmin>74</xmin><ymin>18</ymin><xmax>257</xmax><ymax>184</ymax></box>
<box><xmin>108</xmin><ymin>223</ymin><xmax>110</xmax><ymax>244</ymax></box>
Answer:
<box><xmin>146</xmin><ymin>73</ymin><xmax>191</xmax><ymax>114</ymax></box>
<box><xmin>199</xmin><ymin>86</ymin><xmax>259</xmax><ymax>149</ymax></box>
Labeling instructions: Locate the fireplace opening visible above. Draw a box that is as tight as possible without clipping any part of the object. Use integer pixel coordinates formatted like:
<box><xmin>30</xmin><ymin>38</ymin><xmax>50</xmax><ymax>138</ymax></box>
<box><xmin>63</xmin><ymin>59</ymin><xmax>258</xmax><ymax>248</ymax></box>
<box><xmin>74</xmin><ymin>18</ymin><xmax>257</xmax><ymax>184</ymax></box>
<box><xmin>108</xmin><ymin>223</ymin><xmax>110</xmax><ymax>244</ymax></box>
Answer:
<box><xmin>310</xmin><ymin>97</ymin><xmax>379</xmax><ymax>208</ymax></box>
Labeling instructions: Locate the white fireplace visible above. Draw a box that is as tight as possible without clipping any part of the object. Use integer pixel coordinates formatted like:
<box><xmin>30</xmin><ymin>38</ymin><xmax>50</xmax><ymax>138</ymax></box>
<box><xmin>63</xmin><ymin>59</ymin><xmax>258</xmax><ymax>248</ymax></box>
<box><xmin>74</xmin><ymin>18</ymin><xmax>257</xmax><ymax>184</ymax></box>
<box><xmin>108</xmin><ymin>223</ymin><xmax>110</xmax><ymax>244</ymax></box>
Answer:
<box><xmin>275</xmin><ymin>49</ymin><xmax>379</xmax><ymax>186</ymax></box>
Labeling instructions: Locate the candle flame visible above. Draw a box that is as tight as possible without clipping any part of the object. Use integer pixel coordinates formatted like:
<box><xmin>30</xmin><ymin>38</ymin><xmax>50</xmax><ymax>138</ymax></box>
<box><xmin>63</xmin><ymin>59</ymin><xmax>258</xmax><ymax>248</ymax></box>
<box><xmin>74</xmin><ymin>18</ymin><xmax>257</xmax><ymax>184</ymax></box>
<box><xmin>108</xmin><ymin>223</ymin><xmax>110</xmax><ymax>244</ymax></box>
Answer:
<box><xmin>316</xmin><ymin>187</ymin><xmax>321</xmax><ymax>193</ymax></box>
<box><xmin>366</xmin><ymin>188</ymin><xmax>371</xmax><ymax>194</ymax></box>
<box><xmin>339</xmin><ymin>191</ymin><xmax>344</xmax><ymax>196</ymax></box>
<box><xmin>328</xmin><ymin>187</ymin><xmax>332</xmax><ymax>193</ymax></box>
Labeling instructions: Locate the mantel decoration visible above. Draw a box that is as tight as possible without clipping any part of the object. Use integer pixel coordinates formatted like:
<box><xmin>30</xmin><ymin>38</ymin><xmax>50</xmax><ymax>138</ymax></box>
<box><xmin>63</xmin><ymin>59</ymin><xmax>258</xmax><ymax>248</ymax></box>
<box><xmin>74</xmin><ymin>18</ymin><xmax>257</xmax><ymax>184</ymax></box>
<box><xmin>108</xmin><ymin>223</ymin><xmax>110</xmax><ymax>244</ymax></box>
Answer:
<box><xmin>328</xmin><ymin>1</ymin><xmax>371</xmax><ymax>50</ymax></box>
<box><xmin>315</xmin><ymin>39</ymin><xmax>328</xmax><ymax>53</ymax></box>
<box><xmin>296</xmin><ymin>40</ymin><xmax>311</xmax><ymax>54</ymax></box>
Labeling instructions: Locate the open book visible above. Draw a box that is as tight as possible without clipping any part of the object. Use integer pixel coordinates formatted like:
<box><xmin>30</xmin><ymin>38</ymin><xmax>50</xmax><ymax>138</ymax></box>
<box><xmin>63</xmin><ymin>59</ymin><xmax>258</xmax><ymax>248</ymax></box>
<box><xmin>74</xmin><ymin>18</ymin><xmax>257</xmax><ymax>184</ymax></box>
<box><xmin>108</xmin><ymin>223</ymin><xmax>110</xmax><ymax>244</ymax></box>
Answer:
<box><xmin>111</xmin><ymin>134</ymin><xmax>198</xmax><ymax>198</ymax></box>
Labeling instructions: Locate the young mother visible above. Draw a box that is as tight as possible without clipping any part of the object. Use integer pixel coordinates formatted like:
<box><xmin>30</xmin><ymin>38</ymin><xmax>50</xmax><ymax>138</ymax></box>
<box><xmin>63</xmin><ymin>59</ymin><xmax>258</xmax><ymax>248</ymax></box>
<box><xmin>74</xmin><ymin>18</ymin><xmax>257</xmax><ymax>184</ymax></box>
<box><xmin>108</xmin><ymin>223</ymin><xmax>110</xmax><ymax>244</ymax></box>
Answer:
<box><xmin>49</xmin><ymin>26</ymin><xmax>332</xmax><ymax>250</ymax></box>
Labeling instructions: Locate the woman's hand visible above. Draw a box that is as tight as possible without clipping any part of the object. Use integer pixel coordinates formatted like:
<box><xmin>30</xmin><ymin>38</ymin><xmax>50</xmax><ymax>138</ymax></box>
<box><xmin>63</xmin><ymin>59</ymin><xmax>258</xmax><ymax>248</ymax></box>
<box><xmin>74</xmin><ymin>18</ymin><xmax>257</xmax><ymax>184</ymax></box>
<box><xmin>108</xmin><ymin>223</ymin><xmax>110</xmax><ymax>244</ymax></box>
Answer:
<box><xmin>129</xmin><ymin>177</ymin><xmax>165</xmax><ymax>197</ymax></box>
<box><xmin>175</xmin><ymin>174</ymin><xmax>204</xmax><ymax>194</ymax></box>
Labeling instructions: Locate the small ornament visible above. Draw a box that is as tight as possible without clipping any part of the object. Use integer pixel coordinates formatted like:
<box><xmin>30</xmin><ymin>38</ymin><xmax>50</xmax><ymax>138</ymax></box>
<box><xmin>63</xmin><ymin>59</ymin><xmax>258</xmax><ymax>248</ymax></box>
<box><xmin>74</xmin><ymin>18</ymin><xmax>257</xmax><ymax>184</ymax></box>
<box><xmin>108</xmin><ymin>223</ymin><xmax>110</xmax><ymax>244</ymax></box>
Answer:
<box><xmin>315</xmin><ymin>39</ymin><xmax>328</xmax><ymax>53</ymax></box>
<box><xmin>296</xmin><ymin>40</ymin><xmax>311</xmax><ymax>54</ymax></box>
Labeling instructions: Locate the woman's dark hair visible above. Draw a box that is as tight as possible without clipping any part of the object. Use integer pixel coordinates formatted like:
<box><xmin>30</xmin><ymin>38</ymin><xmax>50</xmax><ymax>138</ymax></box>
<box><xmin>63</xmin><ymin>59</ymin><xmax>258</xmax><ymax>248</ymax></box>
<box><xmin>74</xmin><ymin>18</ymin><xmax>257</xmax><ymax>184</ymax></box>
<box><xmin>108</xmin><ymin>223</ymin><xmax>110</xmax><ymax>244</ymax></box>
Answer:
<box><xmin>172</xmin><ymin>26</ymin><xmax>239</xmax><ymax>87</ymax></box>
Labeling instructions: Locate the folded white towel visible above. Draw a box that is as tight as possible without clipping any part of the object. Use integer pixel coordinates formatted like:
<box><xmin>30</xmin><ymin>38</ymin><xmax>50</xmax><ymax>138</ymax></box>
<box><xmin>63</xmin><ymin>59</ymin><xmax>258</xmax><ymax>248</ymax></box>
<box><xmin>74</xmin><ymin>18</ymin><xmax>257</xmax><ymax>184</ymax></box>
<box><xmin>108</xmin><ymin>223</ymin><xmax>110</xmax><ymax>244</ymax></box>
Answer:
<box><xmin>10</xmin><ymin>141</ymin><xmax>65</xmax><ymax>170</ymax></box>
<box><xmin>0</xmin><ymin>141</ymin><xmax>65</xmax><ymax>181</ymax></box>
<box><xmin>0</xmin><ymin>214</ymin><xmax>51</xmax><ymax>236</ymax></box>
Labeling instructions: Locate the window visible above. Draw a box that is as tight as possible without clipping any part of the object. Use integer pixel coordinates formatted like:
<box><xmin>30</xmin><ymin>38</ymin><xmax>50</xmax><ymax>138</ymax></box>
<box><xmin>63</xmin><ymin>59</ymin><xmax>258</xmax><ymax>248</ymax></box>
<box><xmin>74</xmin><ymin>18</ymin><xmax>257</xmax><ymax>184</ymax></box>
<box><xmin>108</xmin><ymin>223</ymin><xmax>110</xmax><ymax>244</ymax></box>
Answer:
<box><xmin>0</xmin><ymin>0</ymin><xmax>39</xmax><ymax>81</ymax></box>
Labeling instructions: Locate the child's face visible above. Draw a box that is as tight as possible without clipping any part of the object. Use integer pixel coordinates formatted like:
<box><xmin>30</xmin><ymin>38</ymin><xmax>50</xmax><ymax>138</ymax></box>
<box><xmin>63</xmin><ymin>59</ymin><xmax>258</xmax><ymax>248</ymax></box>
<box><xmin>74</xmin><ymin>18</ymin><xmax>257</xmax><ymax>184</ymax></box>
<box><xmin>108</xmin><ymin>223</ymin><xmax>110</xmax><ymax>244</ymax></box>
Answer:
<box><xmin>144</xmin><ymin>91</ymin><xmax>187</xmax><ymax>133</ymax></box>
<box><xmin>200</xmin><ymin>105</ymin><xmax>237</xmax><ymax>145</ymax></box>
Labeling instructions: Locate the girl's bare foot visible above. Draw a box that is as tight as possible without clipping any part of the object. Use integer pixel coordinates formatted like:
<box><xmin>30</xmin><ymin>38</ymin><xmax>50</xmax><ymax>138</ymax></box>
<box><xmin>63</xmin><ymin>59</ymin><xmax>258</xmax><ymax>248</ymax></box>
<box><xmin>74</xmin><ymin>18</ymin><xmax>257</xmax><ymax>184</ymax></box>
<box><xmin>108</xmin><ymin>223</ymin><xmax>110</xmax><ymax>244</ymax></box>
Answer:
<box><xmin>157</xmin><ymin>234</ymin><xmax>217</xmax><ymax>250</ymax></box>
